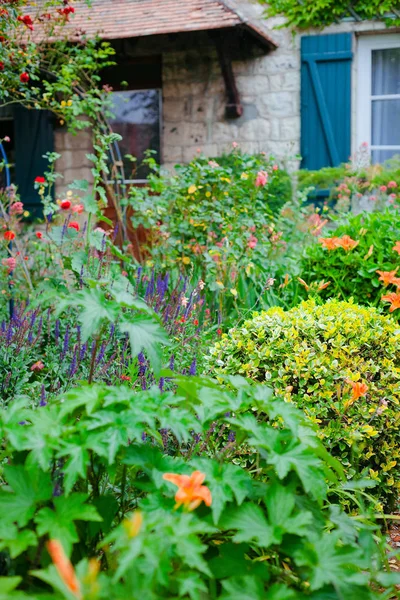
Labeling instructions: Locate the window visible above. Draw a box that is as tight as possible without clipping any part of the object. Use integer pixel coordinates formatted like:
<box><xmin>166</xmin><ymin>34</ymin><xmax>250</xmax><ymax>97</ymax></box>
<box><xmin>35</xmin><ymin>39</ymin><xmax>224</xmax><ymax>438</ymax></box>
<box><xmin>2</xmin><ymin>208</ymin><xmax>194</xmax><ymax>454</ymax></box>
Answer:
<box><xmin>357</xmin><ymin>34</ymin><xmax>400</xmax><ymax>163</ymax></box>
<box><xmin>109</xmin><ymin>89</ymin><xmax>161</xmax><ymax>182</ymax></box>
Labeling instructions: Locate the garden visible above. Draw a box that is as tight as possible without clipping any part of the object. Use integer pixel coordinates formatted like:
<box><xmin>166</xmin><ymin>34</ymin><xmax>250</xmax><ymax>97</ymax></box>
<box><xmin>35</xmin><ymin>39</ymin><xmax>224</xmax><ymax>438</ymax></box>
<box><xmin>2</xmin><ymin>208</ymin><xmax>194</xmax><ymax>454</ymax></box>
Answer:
<box><xmin>1</xmin><ymin>1</ymin><xmax>400</xmax><ymax>599</ymax></box>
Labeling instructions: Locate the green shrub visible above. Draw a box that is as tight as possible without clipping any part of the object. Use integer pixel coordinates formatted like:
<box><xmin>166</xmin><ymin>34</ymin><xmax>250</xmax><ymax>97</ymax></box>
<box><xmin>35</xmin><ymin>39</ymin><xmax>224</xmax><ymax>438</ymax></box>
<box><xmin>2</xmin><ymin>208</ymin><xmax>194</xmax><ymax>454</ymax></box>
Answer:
<box><xmin>207</xmin><ymin>299</ymin><xmax>400</xmax><ymax>510</ymax></box>
<box><xmin>300</xmin><ymin>209</ymin><xmax>400</xmax><ymax>308</ymax></box>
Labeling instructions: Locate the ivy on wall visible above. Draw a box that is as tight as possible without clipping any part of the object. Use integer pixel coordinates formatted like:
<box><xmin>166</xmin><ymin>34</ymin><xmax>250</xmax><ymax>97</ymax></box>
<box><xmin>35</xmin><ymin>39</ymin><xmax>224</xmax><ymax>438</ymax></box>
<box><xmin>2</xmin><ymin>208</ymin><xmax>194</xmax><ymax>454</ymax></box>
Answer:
<box><xmin>258</xmin><ymin>0</ymin><xmax>400</xmax><ymax>30</ymax></box>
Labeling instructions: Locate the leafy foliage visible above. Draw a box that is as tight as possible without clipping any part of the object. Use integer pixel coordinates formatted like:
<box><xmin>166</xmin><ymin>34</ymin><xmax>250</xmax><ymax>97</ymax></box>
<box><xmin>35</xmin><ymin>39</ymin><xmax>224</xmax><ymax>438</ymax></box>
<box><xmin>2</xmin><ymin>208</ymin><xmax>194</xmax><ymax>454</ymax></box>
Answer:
<box><xmin>258</xmin><ymin>0</ymin><xmax>400</xmax><ymax>30</ymax></box>
<box><xmin>207</xmin><ymin>299</ymin><xmax>400</xmax><ymax>509</ymax></box>
<box><xmin>0</xmin><ymin>377</ymin><xmax>398</xmax><ymax>598</ymax></box>
<box><xmin>300</xmin><ymin>209</ymin><xmax>400</xmax><ymax>308</ymax></box>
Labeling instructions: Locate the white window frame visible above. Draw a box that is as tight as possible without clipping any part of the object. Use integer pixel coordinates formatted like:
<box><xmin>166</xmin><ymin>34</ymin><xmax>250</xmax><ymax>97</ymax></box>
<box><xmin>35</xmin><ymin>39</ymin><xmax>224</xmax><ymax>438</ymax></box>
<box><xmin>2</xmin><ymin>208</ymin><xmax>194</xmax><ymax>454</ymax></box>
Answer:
<box><xmin>357</xmin><ymin>34</ymin><xmax>400</xmax><ymax>160</ymax></box>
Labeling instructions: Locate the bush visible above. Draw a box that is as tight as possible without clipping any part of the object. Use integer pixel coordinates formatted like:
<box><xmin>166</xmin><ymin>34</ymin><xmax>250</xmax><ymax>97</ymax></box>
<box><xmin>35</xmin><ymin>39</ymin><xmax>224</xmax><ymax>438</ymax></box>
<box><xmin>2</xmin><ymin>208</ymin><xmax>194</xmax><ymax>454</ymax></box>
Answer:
<box><xmin>127</xmin><ymin>150</ymin><xmax>291</xmax><ymax>320</ymax></box>
<box><xmin>299</xmin><ymin>208</ymin><xmax>400</xmax><ymax>309</ymax></box>
<box><xmin>0</xmin><ymin>377</ymin><xmax>398</xmax><ymax>598</ymax></box>
<box><xmin>207</xmin><ymin>299</ymin><xmax>400</xmax><ymax>509</ymax></box>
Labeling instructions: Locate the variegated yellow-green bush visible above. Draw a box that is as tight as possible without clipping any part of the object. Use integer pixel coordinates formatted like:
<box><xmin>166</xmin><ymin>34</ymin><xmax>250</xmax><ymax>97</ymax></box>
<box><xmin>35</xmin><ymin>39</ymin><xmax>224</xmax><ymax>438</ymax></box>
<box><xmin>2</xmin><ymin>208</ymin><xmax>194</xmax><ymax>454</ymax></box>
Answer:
<box><xmin>207</xmin><ymin>299</ymin><xmax>400</xmax><ymax>509</ymax></box>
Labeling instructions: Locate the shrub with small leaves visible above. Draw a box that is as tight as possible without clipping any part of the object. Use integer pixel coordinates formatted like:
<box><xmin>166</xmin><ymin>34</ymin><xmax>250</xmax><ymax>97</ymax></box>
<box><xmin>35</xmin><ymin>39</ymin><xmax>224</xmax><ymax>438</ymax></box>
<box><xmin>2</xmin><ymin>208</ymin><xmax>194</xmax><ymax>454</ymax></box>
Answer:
<box><xmin>207</xmin><ymin>299</ymin><xmax>400</xmax><ymax>510</ymax></box>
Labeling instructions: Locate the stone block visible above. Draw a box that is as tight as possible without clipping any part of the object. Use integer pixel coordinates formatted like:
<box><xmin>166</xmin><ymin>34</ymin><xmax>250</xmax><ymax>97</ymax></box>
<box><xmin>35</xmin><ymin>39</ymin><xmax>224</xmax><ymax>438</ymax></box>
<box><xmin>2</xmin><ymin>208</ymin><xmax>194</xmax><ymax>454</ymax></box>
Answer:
<box><xmin>163</xmin><ymin>145</ymin><xmax>183</xmax><ymax>163</ymax></box>
<box><xmin>236</xmin><ymin>74</ymin><xmax>269</xmax><ymax>95</ymax></box>
<box><xmin>62</xmin><ymin>130</ymin><xmax>93</xmax><ymax>152</ymax></box>
<box><xmin>163</xmin><ymin>97</ymin><xmax>191</xmax><ymax>122</ymax></box>
<box><xmin>280</xmin><ymin>117</ymin><xmax>300</xmax><ymax>141</ymax></box>
<box><xmin>238</xmin><ymin>118</ymin><xmax>271</xmax><ymax>142</ymax></box>
<box><xmin>211</xmin><ymin>122</ymin><xmax>239</xmax><ymax>144</ymax></box>
<box><xmin>258</xmin><ymin>92</ymin><xmax>296</xmax><ymax>118</ymax></box>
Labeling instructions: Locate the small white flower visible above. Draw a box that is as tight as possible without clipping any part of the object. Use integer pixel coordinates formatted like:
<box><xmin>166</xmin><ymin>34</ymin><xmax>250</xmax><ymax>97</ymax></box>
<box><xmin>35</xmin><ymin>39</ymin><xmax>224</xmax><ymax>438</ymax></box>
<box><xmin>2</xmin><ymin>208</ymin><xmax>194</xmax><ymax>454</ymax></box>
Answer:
<box><xmin>181</xmin><ymin>296</ymin><xmax>189</xmax><ymax>307</ymax></box>
<box><xmin>198</xmin><ymin>280</ymin><xmax>205</xmax><ymax>290</ymax></box>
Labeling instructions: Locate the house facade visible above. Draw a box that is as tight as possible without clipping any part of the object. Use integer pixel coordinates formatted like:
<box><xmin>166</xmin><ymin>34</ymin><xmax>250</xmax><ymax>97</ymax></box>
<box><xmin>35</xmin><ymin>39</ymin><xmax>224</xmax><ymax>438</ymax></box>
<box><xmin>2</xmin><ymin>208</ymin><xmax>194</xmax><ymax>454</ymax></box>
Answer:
<box><xmin>2</xmin><ymin>0</ymin><xmax>400</xmax><ymax>206</ymax></box>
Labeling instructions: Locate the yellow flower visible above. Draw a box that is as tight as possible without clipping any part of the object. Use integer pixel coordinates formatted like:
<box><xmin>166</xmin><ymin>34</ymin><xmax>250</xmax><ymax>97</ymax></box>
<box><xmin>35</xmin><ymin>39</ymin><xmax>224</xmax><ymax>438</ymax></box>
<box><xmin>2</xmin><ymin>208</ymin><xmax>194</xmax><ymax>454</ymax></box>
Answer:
<box><xmin>230</xmin><ymin>288</ymin><xmax>238</xmax><ymax>297</ymax></box>
<box><xmin>188</xmin><ymin>185</ymin><xmax>197</xmax><ymax>194</ymax></box>
<box><xmin>205</xmin><ymin>191</ymin><xmax>211</xmax><ymax>198</ymax></box>
<box><xmin>182</xmin><ymin>257</ymin><xmax>191</xmax><ymax>265</ymax></box>
<box><xmin>240</xmin><ymin>173</ymin><xmax>249</xmax><ymax>180</ymax></box>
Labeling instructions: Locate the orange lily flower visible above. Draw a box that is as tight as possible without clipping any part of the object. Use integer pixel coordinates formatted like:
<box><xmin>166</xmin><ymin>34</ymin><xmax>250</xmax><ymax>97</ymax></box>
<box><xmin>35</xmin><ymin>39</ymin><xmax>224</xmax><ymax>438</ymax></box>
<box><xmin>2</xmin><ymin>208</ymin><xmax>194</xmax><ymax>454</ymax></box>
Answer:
<box><xmin>317</xmin><ymin>280</ymin><xmax>331</xmax><ymax>291</ymax></box>
<box><xmin>382</xmin><ymin>291</ymin><xmax>400</xmax><ymax>312</ymax></box>
<box><xmin>163</xmin><ymin>470</ymin><xmax>212</xmax><ymax>511</ymax></box>
<box><xmin>123</xmin><ymin>510</ymin><xmax>143</xmax><ymax>538</ymax></box>
<box><xmin>297</xmin><ymin>277</ymin><xmax>309</xmax><ymax>291</ymax></box>
<box><xmin>319</xmin><ymin>237</ymin><xmax>340</xmax><ymax>250</ymax></box>
<box><xmin>376</xmin><ymin>268</ymin><xmax>398</xmax><ymax>286</ymax></box>
<box><xmin>347</xmin><ymin>380</ymin><xmax>368</xmax><ymax>400</ymax></box>
<box><xmin>393</xmin><ymin>241</ymin><xmax>400</xmax><ymax>254</ymax></box>
<box><xmin>46</xmin><ymin>540</ymin><xmax>81</xmax><ymax>599</ymax></box>
<box><xmin>337</xmin><ymin>235</ymin><xmax>359</xmax><ymax>251</ymax></box>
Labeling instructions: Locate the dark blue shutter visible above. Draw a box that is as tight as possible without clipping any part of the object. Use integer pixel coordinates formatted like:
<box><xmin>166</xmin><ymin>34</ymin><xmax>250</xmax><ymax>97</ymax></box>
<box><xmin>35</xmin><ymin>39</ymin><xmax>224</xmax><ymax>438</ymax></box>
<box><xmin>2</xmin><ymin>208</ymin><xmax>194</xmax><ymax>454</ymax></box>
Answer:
<box><xmin>14</xmin><ymin>106</ymin><xmax>54</xmax><ymax>216</ymax></box>
<box><xmin>301</xmin><ymin>33</ymin><xmax>352</xmax><ymax>170</ymax></box>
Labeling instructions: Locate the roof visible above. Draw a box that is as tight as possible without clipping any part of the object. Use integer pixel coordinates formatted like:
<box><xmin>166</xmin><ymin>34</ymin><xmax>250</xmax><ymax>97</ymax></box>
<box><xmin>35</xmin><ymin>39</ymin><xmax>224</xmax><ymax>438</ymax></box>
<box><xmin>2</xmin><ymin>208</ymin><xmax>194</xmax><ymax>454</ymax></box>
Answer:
<box><xmin>64</xmin><ymin>0</ymin><xmax>277</xmax><ymax>49</ymax></box>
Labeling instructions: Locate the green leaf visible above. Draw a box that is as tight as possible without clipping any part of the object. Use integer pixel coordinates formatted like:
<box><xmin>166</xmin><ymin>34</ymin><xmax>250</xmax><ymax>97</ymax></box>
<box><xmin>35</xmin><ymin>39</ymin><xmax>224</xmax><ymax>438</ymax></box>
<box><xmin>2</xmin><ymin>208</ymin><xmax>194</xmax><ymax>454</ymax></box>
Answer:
<box><xmin>191</xmin><ymin>458</ymin><xmax>251</xmax><ymax>523</ymax></box>
<box><xmin>0</xmin><ymin>466</ymin><xmax>53</xmax><ymax>527</ymax></box>
<box><xmin>221</xmin><ymin>576</ymin><xmax>265</xmax><ymax>600</ymax></box>
<box><xmin>120</xmin><ymin>317</ymin><xmax>170</xmax><ymax>375</ymax></box>
<box><xmin>177</xmin><ymin>572</ymin><xmax>208</xmax><ymax>600</ymax></box>
<box><xmin>35</xmin><ymin>494</ymin><xmax>101</xmax><ymax>553</ymax></box>
<box><xmin>220</xmin><ymin>504</ymin><xmax>275</xmax><ymax>547</ymax></box>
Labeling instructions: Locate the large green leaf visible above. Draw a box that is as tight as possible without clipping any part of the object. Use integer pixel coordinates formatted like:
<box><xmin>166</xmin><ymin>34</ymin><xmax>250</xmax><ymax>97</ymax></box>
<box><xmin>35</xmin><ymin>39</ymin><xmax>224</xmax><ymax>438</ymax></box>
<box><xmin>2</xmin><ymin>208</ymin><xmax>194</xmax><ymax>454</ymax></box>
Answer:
<box><xmin>120</xmin><ymin>317</ymin><xmax>170</xmax><ymax>375</ymax></box>
<box><xmin>220</xmin><ymin>504</ymin><xmax>275</xmax><ymax>548</ymax></box>
<box><xmin>0</xmin><ymin>466</ymin><xmax>53</xmax><ymax>527</ymax></box>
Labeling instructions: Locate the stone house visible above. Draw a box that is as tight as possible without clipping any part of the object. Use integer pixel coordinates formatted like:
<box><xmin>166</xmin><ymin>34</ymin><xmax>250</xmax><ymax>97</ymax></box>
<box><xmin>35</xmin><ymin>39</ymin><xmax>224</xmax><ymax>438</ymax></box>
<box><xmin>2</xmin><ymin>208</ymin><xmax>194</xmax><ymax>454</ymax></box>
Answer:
<box><xmin>1</xmin><ymin>0</ymin><xmax>399</xmax><ymax>209</ymax></box>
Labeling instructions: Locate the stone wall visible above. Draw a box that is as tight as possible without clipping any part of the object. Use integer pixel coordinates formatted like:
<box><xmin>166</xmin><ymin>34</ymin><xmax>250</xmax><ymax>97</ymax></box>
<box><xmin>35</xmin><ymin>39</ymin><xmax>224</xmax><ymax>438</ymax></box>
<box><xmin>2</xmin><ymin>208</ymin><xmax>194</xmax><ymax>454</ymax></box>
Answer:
<box><xmin>54</xmin><ymin>128</ymin><xmax>93</xmax><ymax>197</ymax></box>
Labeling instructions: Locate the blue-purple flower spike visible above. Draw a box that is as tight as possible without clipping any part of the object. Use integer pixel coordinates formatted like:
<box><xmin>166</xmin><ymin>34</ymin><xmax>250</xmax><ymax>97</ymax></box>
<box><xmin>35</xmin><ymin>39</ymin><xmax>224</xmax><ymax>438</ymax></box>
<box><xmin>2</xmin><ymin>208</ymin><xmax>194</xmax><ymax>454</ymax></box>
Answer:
<box><xmin>40</xmin><ymin>384</ymin><xmax>47</xmax><ymax>407</ymax></box>
<box><xmin>189</xmin><ymin>358</ymin><xmax>197</xmax><ymax>376</ymax></box>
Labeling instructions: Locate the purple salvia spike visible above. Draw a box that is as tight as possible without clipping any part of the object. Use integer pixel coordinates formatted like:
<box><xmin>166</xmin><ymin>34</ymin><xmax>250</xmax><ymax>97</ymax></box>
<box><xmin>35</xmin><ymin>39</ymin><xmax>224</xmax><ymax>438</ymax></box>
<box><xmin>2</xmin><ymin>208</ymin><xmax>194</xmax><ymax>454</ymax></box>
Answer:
<box><xmin>55</xmin><ymin>319</ymin><xmax>60</xmax><ymax>343</ymax></box>
<box><xmin>61</xmin><ymin>325</ymin><xmax>70</xmax><ymax>359</ymax></box>
<box><xmin>112</xmin><ymin>222</ymin><xmax>119</xmax><ymax>242</ymax></box>
<box><xmin>189</xmin><ymin>358</ymin><xmax>197</xmax><ymax>376</ymax></box>
<box><xmin>69</xmin><ymin>347</ymin><xmax>77</xmax><ymax>377</ymax></box>
<box><xmin>79</xmin><ymin>343</ymin><xmax>87</xmax><ymax>361</ymax></box>
<box><xmin>40</xmin><ymin>384</ymin><xmax>47</xmax><ymax>407</ymax></box>
<box><xmin>169</xmin><ymin>354</ymin><xmax>175</xmax><ymax>371</ymax></box>
<box><xmin>159</xmin><ymin>377</ymin><xmax>165</xmax><ymax>392</ymax></box>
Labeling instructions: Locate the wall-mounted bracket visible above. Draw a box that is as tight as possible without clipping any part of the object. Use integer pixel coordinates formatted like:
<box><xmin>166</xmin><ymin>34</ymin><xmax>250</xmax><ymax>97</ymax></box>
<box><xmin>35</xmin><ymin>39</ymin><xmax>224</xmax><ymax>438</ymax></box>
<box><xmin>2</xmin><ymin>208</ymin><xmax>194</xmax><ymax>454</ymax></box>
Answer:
<box><xmin>214</xmin><ymin>32</ymin><xmax>243</xmax><ymax>119</ymax></box>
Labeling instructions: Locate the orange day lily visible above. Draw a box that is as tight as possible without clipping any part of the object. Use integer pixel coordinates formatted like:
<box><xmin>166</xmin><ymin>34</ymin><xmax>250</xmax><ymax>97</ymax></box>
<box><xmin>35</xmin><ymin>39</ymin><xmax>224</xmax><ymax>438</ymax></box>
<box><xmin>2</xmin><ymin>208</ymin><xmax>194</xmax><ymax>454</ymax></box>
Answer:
<box><xmin>123</xmin><ymin>510</ymin><xmax>143</xmax><ymax>538</ymax></box>
<box><xmin>381</xmin><ymin>291</ymin><xmax>400</xmax><ymax>312</ymax></box>
<box><xmin>393</xmin><ymin>241</ymin><xmax>400</xmax><ymax>255</ymax></box>
<box><xmin>348</xmin><ymin>380</ymin><xmax>368</xmax><ymax>401</ymax></box>
<box><xmin>46</xmin><ymin>540</ymin><xmax>82</xmax><ymax>599</ymax></box>
<box><xmin>337</xmin><ymin>235</ymin><xmax>359</xmax><ymax>251</ymax></box>
<box><xmin>317</xmin><ymin>280</ymin><xmax>331</xmax><ymax>291</ymax></box>
<box><xmin>163</xmin><ymin>470</ymin><xmax>212</xmax><ymax>511</ymax></box>
<box><xmin>319</xmin><ymin>236</ymin><xmax>340</xmax><ymax>250</ymax></box>
<box><xmin>376</xmin><ymin>268</ymin><xmax>398</xmax><ymax>286</ymax></box>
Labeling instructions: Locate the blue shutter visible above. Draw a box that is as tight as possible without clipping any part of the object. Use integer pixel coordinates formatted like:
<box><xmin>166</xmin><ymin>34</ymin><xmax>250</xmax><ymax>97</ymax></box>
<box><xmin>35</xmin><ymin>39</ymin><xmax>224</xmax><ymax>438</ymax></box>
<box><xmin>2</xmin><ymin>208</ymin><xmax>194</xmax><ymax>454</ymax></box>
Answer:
<box><xmin>301</xmin><ymin>33</ymin><xmax>352</xmax><ymax>170</ymax></box>
<box><xmin>14</xmin><ymin>106</ymin><xmax>54</xmax><ymax>217</ymax></box>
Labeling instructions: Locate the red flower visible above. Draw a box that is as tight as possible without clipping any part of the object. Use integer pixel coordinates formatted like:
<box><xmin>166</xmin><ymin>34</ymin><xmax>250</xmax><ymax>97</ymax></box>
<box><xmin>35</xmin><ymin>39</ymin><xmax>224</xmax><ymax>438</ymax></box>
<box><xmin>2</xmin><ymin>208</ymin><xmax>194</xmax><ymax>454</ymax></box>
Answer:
<box><xmin>17</xmin><ymin>15</ymin><xmax>34</xmax><ymax>30</ymax></box>
<box><xmin>68</xmin><ymin>221</ymin><xmax>80</xmax><ymax>231</ymax></box>
<box><xmin>60</xmin><ymin>199</ymin><xmax>71</xmax><ymax>210</ymax></box>
<box><xmin>19</xmin><ymin>72</ymin><xmax>29</xmax><ymax>83</ymax></box>
<box><xmin>35</xmin><ymin>231</ymin><xmax>43</xmax><ymax>239</ymax></box>
<box><xmin>4</xmin><ymin>230</ymin><xmax>15</xmax><ymax>241</ymax></box>
<box><xmin>34</xmin><ymin>176</ymin><xmax>45</xmax><ymax>184</ymax></box>
<box><xmin>0</xmin><ymin>62</ymin><xmax>4</xmax><ymax>71</ymax></box>
<box><xmin>193</xmin><ymin>319</ymin><xmax>199</xmax><ymax>326</ymax></box>
<box><xmin>121</xmin><ymin>375</ymin><xmax>131</xmax><ymax>381</ymax></box>
<box><xmin>180</xmin><ymin>316</ymin><xmax>186</xmax><ymax>323</ymax></box>
<box><xmin>217</xmin><ymin>328</ymin><xmax>222</xmax><ymax>335</ymax></box>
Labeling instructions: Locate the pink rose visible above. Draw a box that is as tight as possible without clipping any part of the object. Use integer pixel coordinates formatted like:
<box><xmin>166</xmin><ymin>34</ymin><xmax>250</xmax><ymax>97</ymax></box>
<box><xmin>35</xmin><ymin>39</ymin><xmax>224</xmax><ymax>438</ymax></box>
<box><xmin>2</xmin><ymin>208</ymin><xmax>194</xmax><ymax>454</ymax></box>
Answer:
<box><xmin>380</xmin><ymin>185</ymin><xmax>387</xmax><ymax>193</ymax></box>
<box><xmin>255</xmin><ymin>170</ymin><xmax>268</xmax><ymax>187</ymax></box>
<box><xmin>247</xmin><ymin>234</ymin><xmax>258</xmax><ymax>249</ymax></box>
<box><xmin>72</xmin><ymin>204</ymin><xmax>84</xmax><ymax>214</ymax></box>
<box><xmin>2</xmin><ymin>257</ymin><xmax>16</xmax><ymax>272</ymax></box>
<box><xmin>388</xmin><ymin>181</ymin><xmax>398</xmax><ymax>189</ymax></box>
<box><xmin>272</xmin><ymin>164</ymin><xmax>278</xmax><ymax>171</ymax></box>
<box><xmin>10</xmin><ymin>202</ymin><xmax>24</xmax><ymax>215</ymax></box>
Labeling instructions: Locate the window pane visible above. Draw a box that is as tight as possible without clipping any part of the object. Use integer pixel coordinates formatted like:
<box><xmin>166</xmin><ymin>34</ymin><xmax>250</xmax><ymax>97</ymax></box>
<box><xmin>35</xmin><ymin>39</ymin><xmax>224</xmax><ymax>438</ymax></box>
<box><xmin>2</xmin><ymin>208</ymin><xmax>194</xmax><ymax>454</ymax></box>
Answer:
<box><xmin>371</xmin><ymin>149</ymin><xmax>400</xmax><ymax>164</ymax></box>
<box><xmin>372</xmin><ymin>47</ymin><xmax>400</xmax><ymax>95</ymax></box>
<box><xmin>371</xmin><ymin>99</ymin><xmax>400</xmax><ymax>145</ymax></box>
<box><xmin>109</xmin><ymin>90</ymin><xmax>160</xmax><ymax>180</ymax></box>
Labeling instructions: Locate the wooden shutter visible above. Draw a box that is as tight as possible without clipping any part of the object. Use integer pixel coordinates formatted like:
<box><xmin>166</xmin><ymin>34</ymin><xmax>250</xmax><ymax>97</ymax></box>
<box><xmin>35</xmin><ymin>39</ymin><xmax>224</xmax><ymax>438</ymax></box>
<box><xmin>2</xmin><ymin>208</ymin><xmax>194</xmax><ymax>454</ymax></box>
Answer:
<box><xmin>301</xmin><ymin>33</ymin><xmax>352</xmax><ymax>170</ymax></box>
<box><xmin>14</xmin><ymin>106</ymin><xmax>54</xmax><ymax>216</ymax></box>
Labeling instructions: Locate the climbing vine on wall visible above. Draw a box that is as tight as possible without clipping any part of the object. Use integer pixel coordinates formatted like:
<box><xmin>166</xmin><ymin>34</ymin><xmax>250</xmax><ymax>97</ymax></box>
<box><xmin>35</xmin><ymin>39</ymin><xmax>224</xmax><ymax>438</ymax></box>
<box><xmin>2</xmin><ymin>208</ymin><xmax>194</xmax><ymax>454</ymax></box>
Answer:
<box><xmin>258</xmin><ymin>0</ymin><xmax>400</xmax><ymax>30</ymax></box>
